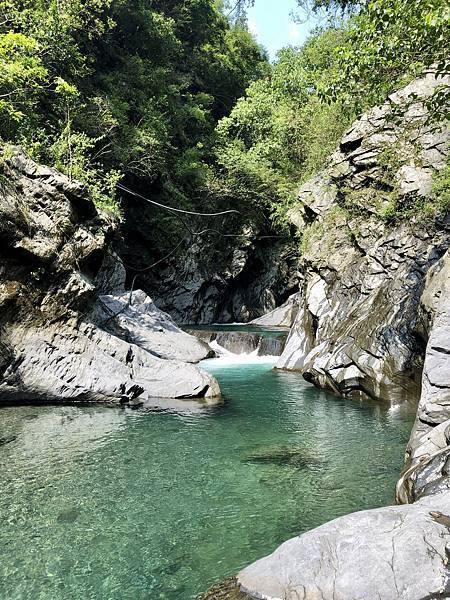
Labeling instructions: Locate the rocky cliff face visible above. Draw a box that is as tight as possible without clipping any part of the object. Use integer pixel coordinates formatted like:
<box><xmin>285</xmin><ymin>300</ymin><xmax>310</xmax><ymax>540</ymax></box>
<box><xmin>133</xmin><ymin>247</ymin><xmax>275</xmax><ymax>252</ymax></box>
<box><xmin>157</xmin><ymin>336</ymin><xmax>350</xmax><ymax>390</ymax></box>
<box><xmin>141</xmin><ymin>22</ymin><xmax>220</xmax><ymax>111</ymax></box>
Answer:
<box><xmin>277</xmin><ymin>71</ymin><xmax>449</xmax><ymax>405</ymax></box>
<box><xmin>201</xmin><ymin>72</ymin><xmax>450</xmax><ymax>600</ymax></box>
<box><xmin>121</xmin><ymin>203</ymin><xmax>300</xmax><ymax>324</ymax></box>
<box><xmin>0</xmin><ymin>149</ymin><xmax>220</xmax><ymax>405</ymax></box>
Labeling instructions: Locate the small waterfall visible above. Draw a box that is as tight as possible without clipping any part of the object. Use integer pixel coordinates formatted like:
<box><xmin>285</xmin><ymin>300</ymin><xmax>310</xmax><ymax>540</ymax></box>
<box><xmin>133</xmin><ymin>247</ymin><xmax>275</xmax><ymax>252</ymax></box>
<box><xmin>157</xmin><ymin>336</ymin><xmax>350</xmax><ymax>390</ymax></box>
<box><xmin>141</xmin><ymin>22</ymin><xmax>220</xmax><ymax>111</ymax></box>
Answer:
<box><xmin>186</xmin><ymin>328</ymin><xmax>288</xmax><ymax>357</ymax></box>
<box><xmin>215</xmin><ymin>332</ymin><xmax>260</xmax><ymax>355</ymax></box>
<box><xmin>258</xmin><ymin>336</ymin><xmax>286</xmax><ymax>357</ymax></box>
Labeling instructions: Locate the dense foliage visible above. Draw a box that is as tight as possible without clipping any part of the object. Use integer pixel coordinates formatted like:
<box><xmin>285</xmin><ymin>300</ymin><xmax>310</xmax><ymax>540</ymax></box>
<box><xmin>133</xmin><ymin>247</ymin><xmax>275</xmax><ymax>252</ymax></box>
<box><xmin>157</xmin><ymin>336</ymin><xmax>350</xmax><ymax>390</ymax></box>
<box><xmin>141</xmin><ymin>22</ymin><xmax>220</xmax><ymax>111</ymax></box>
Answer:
<box><xmin>215</xmin><ymin>0</ymin><xmax>449</xmax><ymax>227</ymax></box>
<box><xmin>324</xmin><ymin>0</ymin><xmax>450</xmax><ymax>113</ymax></box>
<box><xmin>214</xmin><ymin>27</ymin><xmax>354</xmax><ymax>226</ymax></box>
<box><xmin>0</xmin><ymin>0</ymin><xmax>448</xmax><ymax>257</ymax></box>
<box><xmin>0</xmin><ymin>0</ymin><xmax>266</xmax><ymax>213</ymax></box>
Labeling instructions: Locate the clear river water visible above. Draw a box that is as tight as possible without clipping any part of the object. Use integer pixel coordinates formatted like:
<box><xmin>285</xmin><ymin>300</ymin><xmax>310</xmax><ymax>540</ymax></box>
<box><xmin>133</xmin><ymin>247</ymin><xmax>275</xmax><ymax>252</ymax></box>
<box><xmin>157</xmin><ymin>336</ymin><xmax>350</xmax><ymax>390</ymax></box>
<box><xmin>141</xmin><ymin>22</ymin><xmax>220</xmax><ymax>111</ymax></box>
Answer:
<box><xmin>0</xmin><ymin>351</ymin><xmax>415</xmax><ymax>600</ymax></box>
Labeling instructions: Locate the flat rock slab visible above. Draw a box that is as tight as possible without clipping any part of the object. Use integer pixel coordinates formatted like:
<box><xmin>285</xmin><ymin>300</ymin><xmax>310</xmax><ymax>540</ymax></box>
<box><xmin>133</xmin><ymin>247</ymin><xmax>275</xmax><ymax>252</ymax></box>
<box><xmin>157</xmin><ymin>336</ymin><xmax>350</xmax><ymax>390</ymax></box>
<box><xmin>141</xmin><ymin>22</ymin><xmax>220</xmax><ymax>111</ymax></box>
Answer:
<box><xmin>96</xmin><ymin>290</ymin><xmax>212</xmax><ymax>363</ymax></box>
<box><xmin>238</xmin><ymin>492</ymin><xmax>450</xmax><ymax>600</ymax></box>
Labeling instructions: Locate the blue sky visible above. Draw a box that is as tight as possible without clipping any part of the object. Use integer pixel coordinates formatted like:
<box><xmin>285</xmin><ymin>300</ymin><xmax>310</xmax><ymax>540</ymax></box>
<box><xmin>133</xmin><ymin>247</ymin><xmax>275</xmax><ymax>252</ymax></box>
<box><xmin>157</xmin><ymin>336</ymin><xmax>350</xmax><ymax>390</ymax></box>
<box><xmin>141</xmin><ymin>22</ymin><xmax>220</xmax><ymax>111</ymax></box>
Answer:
<box><xmin>247</xmin><ymin>0</ymin><xmax>320</xmax><ymax>61</ymax></box>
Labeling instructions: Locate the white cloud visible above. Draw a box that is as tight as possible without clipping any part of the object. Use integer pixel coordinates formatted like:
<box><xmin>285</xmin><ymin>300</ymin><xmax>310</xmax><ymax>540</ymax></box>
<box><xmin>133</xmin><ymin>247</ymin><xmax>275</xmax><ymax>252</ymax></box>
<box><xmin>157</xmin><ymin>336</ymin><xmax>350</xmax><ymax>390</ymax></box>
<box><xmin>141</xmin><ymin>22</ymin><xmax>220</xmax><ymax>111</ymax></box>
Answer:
<box><xmin>287</xmin><ymin>22</ymin><xmax>301</xmax><ymax>43</ymax></box>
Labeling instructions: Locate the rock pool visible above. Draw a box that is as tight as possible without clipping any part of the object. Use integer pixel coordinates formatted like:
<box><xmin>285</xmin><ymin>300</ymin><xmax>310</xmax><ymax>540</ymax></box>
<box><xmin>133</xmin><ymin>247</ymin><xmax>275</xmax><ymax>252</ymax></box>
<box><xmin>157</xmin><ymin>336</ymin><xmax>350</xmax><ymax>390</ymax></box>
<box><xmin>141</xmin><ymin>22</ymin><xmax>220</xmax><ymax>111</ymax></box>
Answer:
<box><xmin>0</xmin><ymin>355</ymin><xmax>414</xmax><ymax>599</ymax></box>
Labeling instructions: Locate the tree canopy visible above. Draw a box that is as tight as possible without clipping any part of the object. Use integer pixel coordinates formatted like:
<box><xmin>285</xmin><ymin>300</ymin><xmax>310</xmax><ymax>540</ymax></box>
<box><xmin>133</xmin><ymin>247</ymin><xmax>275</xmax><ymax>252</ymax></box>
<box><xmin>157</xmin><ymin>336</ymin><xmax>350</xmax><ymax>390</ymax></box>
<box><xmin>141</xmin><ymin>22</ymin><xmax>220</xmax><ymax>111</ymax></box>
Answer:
<box><xmin>0</xmin><ymin>0</ymin><xmax>267</xmax><ymax>212</ymax></box>
<box><xmin>0</xmin><ymin>0</ymin><xmax>448</xmax><ymax>253</ymax></box>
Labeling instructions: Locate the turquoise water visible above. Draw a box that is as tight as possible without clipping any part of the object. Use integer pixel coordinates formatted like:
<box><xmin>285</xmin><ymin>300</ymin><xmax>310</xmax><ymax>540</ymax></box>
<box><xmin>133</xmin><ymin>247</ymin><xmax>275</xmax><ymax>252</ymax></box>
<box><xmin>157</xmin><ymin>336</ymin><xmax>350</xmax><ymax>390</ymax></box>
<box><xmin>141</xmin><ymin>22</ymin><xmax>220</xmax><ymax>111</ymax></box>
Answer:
<box><xmin>0</xmin><ymin>357</ymin><xmax>414</xmax><ymax>600</ymax></box>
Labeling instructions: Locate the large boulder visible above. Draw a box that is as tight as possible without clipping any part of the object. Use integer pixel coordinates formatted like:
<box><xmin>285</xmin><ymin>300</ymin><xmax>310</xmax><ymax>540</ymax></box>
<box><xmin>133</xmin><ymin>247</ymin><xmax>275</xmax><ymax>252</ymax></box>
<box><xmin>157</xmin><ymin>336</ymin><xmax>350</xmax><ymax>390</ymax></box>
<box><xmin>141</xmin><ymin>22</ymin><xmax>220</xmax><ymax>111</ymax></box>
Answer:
<box><xmin>0</xmin><ymin>323</ymin><xmax>219</xmax><ymax>403</ymax></box>
<box><xmin>0</xmin><ymin>148</ymin><xmax>220</xmax><ymax>404</ymax></box>
<box><xmin>250</xmin><ymin>292</ymin><xmax>301</xmax><ymax>328</ymax></box>
<box><xmin>93</xmin><ymin>290</ymin><xmax>213</xmax><ymax>363</ymax></box>
<box><xmin>238</xmin><ymin>491</ymin><xmax>450</xmax><ymax>600</ymax></box>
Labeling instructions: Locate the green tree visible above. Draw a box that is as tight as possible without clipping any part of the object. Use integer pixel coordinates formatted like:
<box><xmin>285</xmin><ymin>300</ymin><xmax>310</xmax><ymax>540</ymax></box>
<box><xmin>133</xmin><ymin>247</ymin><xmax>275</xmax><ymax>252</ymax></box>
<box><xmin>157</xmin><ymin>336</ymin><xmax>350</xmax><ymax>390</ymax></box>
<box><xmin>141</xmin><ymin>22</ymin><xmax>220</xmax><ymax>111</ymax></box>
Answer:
<box><xmin>214</xmin><ymin>27</ymin><xmax>352</xmax><ymax>226</ymax></box>
<box><xmin>322</xmin><ymin>0</ymin><xmax>450</xmax><ymax>115</ymax></box>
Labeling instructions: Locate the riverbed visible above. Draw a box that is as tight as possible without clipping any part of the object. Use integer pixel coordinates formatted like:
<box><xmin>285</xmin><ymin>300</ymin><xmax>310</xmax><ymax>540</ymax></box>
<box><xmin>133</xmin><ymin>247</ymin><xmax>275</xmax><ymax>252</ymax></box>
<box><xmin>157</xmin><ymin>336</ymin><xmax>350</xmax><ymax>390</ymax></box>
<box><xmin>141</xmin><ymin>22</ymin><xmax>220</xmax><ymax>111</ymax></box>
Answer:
<box><xmin>0</xmin><ymin>354</ymin><xmax>414</xmax><ymax>599</ymax></box>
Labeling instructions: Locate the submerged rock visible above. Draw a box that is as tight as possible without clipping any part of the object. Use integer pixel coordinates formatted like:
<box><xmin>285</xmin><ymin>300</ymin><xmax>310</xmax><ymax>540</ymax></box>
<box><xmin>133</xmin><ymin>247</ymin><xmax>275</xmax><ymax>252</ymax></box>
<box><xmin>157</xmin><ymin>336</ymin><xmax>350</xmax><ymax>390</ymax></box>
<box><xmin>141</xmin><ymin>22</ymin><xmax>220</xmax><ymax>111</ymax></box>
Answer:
<box><xmin>0</xmin><ymin>148</ymin><xmax>220</xmax><ymax>404</ymax></box>
<box><xmin>57</xmin><ymin>508</ymin><xmax>81</xmax><ymax>524</ymax></box>
<box><xmin>197</xmin><ymin>577</ymin><xmax>252</xmax><ymax>600</ymax></box>
<box><xmin>0</xmin><ymin>435</ymin><xmax>17</xmax><ymax>446</ymax></box>
<box><xmin>241</xmin><ymin>444</ymin><xmax>318</xmax><ymax>468</ymax></box>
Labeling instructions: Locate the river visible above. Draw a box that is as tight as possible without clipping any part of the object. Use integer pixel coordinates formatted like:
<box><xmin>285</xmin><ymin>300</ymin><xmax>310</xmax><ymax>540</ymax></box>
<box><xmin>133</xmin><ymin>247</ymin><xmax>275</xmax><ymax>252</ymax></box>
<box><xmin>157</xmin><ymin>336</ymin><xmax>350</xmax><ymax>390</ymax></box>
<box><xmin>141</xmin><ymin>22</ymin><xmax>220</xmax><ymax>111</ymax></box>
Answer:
<box><xmin>0</xmin><ymin>340</ymin><xmax>414</xmax><ymax>599</ymax></box>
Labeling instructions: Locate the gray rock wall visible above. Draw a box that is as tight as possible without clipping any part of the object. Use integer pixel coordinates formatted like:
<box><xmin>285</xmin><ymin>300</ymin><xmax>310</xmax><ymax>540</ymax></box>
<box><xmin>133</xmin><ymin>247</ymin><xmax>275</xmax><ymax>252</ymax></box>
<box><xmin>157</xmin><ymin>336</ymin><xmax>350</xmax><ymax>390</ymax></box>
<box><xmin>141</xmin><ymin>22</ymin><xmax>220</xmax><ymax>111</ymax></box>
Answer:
<box><xmin>0</xmin><ymin>149</ymin><xmax>220</xmax><ymax>405</ymax></box>
<box><xmin>234</xmin><ymin>251</ymin><xmax>450</xmax><ymax>600</ymax></box>
<box><xmin>397</xmin><ymin>250</ymin><xmax>450</xmax><ymax>503</ymax></box>
<box><xmin>277</xmin><ymin>72</ymin><xmax>450</xmax><ymax>405</ymax></box>
<box><xmin>121</xmin><ymin>210</ymin><xmax>300</xmax><ymax>325</ymax></box>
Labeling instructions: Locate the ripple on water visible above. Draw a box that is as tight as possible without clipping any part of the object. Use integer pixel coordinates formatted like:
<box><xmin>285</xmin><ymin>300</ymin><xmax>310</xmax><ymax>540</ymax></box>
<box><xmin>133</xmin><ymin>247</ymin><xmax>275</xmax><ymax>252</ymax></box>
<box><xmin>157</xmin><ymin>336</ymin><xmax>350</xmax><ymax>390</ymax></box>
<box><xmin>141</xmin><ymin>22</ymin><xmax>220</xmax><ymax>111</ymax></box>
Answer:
<box><xmin>0</xmin><ymin>359</ymin><xmax>414</xmax><ymax>599</ymax></box>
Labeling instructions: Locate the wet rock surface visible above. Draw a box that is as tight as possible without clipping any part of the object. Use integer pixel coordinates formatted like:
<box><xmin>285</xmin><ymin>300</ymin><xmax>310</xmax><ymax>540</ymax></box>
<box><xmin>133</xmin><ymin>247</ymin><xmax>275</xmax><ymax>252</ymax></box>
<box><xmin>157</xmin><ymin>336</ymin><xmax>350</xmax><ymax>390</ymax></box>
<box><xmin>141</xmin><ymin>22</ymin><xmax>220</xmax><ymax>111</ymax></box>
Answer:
<box><xmin>197</xmin><ymin>577</ymin><xmax>252</xmax><ymax>600</ymax></box>
<box><xmin>0</xmin><ymin>149</ymin><xmax>220</xmax><ymax>404</ymax></box>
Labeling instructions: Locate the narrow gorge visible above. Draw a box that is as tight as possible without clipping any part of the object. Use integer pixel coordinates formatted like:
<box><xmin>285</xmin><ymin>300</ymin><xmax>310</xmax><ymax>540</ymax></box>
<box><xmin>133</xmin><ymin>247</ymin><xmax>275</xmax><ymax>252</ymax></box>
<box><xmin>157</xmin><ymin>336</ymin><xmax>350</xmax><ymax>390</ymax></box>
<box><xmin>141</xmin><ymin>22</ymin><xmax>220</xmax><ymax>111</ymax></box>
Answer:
<box><xmin>0</xmin><ymin>1</ymin><xmax>449</xmax><ymax>598</ymax></box>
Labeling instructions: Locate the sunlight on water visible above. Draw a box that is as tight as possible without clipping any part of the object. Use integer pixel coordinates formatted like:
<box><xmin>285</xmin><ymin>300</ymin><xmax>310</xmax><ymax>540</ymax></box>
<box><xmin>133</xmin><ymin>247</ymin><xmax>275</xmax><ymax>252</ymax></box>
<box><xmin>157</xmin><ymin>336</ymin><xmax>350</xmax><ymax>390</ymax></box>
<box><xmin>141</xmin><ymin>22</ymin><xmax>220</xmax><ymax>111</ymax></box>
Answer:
<box><xmin>0</xmin><ymin>359</ymin><xmax>414</xmax><ymax>599</ymax></box>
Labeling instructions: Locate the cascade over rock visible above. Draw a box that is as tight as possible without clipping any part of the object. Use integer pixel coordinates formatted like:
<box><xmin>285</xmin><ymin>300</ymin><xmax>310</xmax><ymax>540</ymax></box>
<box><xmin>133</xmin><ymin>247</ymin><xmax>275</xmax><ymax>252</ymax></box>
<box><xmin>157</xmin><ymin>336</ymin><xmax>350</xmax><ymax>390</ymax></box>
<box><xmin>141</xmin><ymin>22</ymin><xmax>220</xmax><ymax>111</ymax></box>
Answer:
<box><xmin>186</xmin><ymin>329</ymin><xmax>288</xmax><ymax>356</ymax></box>
<box><xmin>0</xmin><ymin>149</ymin><xmax>220</xmax><ymax>405</ymax></box>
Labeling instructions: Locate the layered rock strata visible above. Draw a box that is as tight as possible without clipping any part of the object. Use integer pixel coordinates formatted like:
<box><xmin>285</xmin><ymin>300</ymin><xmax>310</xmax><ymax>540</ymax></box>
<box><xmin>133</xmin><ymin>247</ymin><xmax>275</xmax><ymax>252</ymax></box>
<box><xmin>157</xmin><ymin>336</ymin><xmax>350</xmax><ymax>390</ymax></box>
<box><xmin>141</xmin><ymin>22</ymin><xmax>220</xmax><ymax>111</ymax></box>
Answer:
<box><xmin>277</xmin><ymin>71</ymin><xmax>450</xmax><ymax>405</ymax></box>
<box><xmin>234</xmin><ymin>267</ymin><xmax>450</xmax><ymax>600</ymax></box>
<box><xmin>0</xmin><ymin>149</ymin><xmax>220</xmax><ymax>405</ymax></box>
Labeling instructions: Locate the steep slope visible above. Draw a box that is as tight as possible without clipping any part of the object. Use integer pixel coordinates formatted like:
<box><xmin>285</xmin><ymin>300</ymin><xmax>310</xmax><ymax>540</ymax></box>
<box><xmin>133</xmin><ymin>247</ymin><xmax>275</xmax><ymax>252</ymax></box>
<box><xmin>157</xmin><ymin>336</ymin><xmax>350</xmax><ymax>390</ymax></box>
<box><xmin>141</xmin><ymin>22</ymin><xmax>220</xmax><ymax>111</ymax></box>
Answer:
<box><xmin>277</xmin><ymin>71</ymin><xmax>449</xmax><ymax>405</ymax></box>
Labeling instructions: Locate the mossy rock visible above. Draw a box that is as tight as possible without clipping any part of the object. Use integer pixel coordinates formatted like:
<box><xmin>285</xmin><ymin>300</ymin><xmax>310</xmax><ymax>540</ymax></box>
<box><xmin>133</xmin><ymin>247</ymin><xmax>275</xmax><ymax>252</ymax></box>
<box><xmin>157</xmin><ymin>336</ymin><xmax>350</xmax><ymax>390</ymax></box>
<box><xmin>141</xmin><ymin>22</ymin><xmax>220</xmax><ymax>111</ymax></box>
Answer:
<box><xmin>197</xmin><ymin>577</ymin><xmax>253</xmax><ymax>600</ymax></box>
